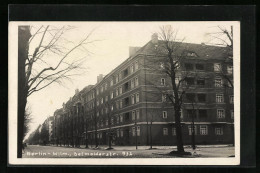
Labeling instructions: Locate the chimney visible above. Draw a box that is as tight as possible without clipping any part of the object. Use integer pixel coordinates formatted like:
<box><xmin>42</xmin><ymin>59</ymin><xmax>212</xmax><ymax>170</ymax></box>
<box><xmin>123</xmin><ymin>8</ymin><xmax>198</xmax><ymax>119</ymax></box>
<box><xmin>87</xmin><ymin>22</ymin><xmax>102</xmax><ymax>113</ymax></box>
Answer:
<box><xmin>129</xmin><ymin>47</ymin><xmax>141</xmax><ymax>57</ymax></box>
<box><xmin>201</xmin><ymin>42</ymin><xmax>206</xmax><ymax>46</ymax></box>
<box><xmin>151</xmin><ymin>33</ymin><xmax>158</xmax><ymax>44</ymax></box>
<box><xmin>97</xmin><ymin>74</ymin><xmax>103</xmax><ymax>83</ymax></box>
<box><xmin>75</xmin><ymin>88</ymin><xmax>79</xmax><ymax>94</ymax></box>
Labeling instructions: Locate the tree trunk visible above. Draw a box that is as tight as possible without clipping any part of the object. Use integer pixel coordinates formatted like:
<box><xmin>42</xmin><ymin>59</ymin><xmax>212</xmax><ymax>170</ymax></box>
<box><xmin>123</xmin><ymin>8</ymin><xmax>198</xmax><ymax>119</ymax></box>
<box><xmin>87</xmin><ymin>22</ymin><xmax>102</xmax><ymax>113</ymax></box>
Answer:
<box><xmin>18</xmin><ymin>26</ymin><xmax>31</xmax><ymax>158</ymax></box>
<box><xmin>175</xmin><ymin>109</ymin><xmax>184</xmax><ymax>152</ymax></box>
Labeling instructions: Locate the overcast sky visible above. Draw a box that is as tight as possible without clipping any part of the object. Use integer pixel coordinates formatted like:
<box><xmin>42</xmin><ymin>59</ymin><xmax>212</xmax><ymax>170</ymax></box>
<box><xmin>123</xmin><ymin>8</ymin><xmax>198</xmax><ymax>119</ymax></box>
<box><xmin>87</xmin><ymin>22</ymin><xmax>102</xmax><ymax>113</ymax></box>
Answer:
<box><xmin>24</xmin><ymin>21</ymin><xmax>233</xmax><ymax>139</ymax></box>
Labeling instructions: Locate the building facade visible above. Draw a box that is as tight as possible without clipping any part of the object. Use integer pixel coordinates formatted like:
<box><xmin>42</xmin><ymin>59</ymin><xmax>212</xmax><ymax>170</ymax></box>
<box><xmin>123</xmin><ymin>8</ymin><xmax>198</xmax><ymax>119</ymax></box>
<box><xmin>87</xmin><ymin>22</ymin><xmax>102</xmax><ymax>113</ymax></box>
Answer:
<box><xmin>53</xmin><ymin>34</ymin><xmax>234</xmax><ymax>147</ymax></box>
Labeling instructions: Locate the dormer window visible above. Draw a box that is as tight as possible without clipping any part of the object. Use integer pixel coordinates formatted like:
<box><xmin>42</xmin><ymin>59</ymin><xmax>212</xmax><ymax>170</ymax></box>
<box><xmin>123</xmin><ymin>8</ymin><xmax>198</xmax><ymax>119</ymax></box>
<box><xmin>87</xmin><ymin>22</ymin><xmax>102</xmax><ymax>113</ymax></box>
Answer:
<box><xmin>187</xmin><ymin>52</ymin><xmax>196</xmax><ymax>57</ymax></box>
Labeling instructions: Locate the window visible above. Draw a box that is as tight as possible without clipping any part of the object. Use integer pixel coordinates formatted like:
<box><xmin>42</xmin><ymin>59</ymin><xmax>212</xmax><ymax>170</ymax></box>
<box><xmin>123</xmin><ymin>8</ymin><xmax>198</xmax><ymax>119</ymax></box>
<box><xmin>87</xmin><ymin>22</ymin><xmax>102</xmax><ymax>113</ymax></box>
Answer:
<box><xmin>131</xmin><ymin>79</ymin><xmax>135</xmax><ymax>89</ymax></box>
<box><xmin>161</xmin><ymin>78</ymin><xmax>165</xmax><ymax>86</ymax></box>
<box><xmin>120</xmin><ymin>114</ymin><xmax>123</xmax><ymax>122</ymax></box>
<box><xmin>163</xmin><ymin>128</ymin><xmax>168</xmax><ymax>135</ymax></box>
<box><xmin>101</xmin><ymin>109</ymin><xmax>103</xmax><ymax>115</ymax></box>
<box><xmin>97</xmin><ymin>89</ymin><xmax>99</xmax><ymax>96</ymax></box>
<box><xmin>175</xmin><ymin>76</ymin><xmax>180</xmax><ymax>84</ymax></box>
<box><xmin>120</xmin><ymin>100</ymin><xmax>123</xmax><ymax>108</ymax></box>
<box><xmin>137</xmin><ymin>126</ymin><xmax>140</xmax><ymax>136</ymax></box>
<box><xmin>186</xmin><ymin>93</ymin><xmax>195</xmax><ymax>102</ymax></box>
<box><xmin>132</xmin><ymin>111</ymin><xmax>136</xmax><ymax>120</ymax></box>
<box><xmin>196</xmin><ymin>64</ymin><xmax>204</xmax><ymax>70</ymax></box>
<box><xmin>106</xmin><ymin>119</ymin><xmax>108</xmax><ymax>126</ymax></box>
<box><xmin>227</xmin><ymin>65</ymin><xmax>233</xmax><ymax>74</ymax></box>
<box><xmin>100</xmin><ymin>133</ymin><xmax>102</xmax><ymax>139</ymax></box>
<box><xmin>172</xmin><ymin>128</ymin><xmax>176</xmax><ymax>136</ymax></box>
<box><xmin>197</xmin><ymin>93</ymin><xmax>206</xmax><ymax>102</ymax></box>
<box><xmin>132</xmin><ymin>127</ymin><xmax>136</xmax><ymax>136</ymax></box>
<box><xmin>111</xmin><ymin>92</ymin><xmax>114</xmax><ymax>99</ymax></box>
<box><xmin>117</xmin><ymin>129</ymin><xmax>120</xmax><ymax>137</ymax></box>
<box><xmin>162</xmin><ymin>94</ymin><xmax>167</xmax><ymax>102</ymax></box>
<box><xmin>228</xmin><ymin>80</ymin><xmax>233</xmax><ymax>87</ymax></box>
<box><xmin>187</xmin><ymin>52</ymin><xmax>196</xmax><ymax>57</ymax></box>
<box><xmin>159</xmin><ymin>62</ymin><xmax>165</xmax><ymax>69</ymax></box>
<box><xmin>185</xmin><ymin>63</ymin><xmax>193</xmax><ymax>70</ymax></box>
<box><xmin>105</xmin><ymin>83</ymin><xmax>107</xmax><ymax>90</ymax></box>
<box><xmin>198</xmin><ymin>110</ymin><xmax>207</xmax><ymax>119</ymax></box>
<box><xmin>97</xmin><ymin>100</ymin><xmax>99</xmax><ymax>106</ymax></box>
<box><xmin>200</xmin><ymin>125</ymin><xmax>208</xmax><ymax>135</ymax></box>
<box><xmin>116</xmin><ymin>116</ymin><xmax>119</xmax><ymax>124</ymax></box>
<box><xmin>215</xmin><ymin>127</ymin><xmax>223</xmax><ymax>135</ymax></box>
<box><xmin>186</xmin><ymin>77</ymin><xmax>195</xmax><ymax>85</ymax></box>
<box><xmin>125</xmin><ymin>112</ymin><xmax>130</xmax><ymax>121</ymax></box>
<box><xmin>123</xmin><ymin>68</ymin><xmax>128</xmax><ymax>77</ymax></box>
<box><xmin>162</xmin><ymin>111</ymin><xmax>167</xmax><ymax>119</ymax></box>
<box><xmin>216</xmin><ymin>94</ymin><xmax>224</xmax><ymax>103</ymax></box>
<box><xmin>188</xmin><ymin>125</ymin><xmax>197</xmax><ymax>135</ymax></box>
<box><xmin>116</xmin><ymin>74</ymin><xmax>119</xmax><ymax>83</ymax></box>
<box><xmin>136</xmin><ymin>93</ymin><xmax>139</xmax><ymax>103</ymax></box>
<box><xmin>214</xmin><ymin>63</ymin><xmax>221</xmax><ymax>72</ymax></box>
<box><xmin>124</xmin><ymin>82</ymin><xmax>129</xmax><ymax>91</ymax></box>
<box><xmin>135</xmin><ymin>61</ymin><xmax>138</xmax><ymax>70</ymax></box>
<box><xmin>116</xmin><ymin>88</ymin><xmax>119</xmax><ymax>96</ymax></box>
<box><xmin>231</xmin><ymin>110</ymin><xmax>234</xmax><ymax>119</ymax></box>
<box><xmin>105</xmin><ymin>96</ymin><xmax>108</xmax><ymax>102</ymax></box>
<box><xmin>229</xmin><ymin>95</ymin><xmax>234</xmax><ymax>104</ymax></box>
<box><xmin>124</xmin><ymin>97</ymin><xmax>129</xmax><ymax>106</ymax></box>
<box><xmin>101</xmin><ymin>86</ymin><xmax>103</xmax><ymax>93</ymax></box>
<box><xmin>119</xmin><ymin>86</ymin><xmax>122</xmax><ymax>94</ymax></box>
<box><xmin>97</xmin><ymin>111</ymin><xmax>99</xmax><ymax>117</ymax></box>
<box><xmin>119</xmin><ymin>73</ymin><xmax>122</xmax><ymax>80</ymax></box>
<box><xmin>110</xmin><ymin>79</ymin><xmax>113</xmax><ymax>86</ymax></box>
<box><xmin>101</xmin><ymin>98</ymin><xmax>103</xmax><ymax>104</ymax></box>
<box><xmin>131</xmin><ymin>64</ymin><xmax>134</xmax><ymax>73</ymax></box>
<box><xmin>197</xmin><ymin>79</ymin><xmax>205</xmax><ymax>85</ymax></box>
<box><xmin>135</xmin><ymin>77</ymin><xmax>139</xmax><ymax>86</ymax></box>
<box><xmin>136</xmin><ymin>110</ymin><xmax>140</xmax><ymax>120</ymax></box>
<box><xmin>180</xmin><ymin>109</ymin><xmax>183</xmax><ymax>118</ymax></box>
<box><xmin>215</xmin><ymin>78</ymin><xmax>222</xmax><ymax>87</ymax></box>
<box><xmin>131</xmin><ymin>95</ymin><xmax>135</xmax><ymax>104</ymax></box>
<box><xmin>120</xmin><ymin>129</ymin><xmax>124</xmax><ymax>137</ymax></box>
<box><xmin>217</xmin><ymin>109</ymin><xmax>225</xmax><ymax>118</ymax></box>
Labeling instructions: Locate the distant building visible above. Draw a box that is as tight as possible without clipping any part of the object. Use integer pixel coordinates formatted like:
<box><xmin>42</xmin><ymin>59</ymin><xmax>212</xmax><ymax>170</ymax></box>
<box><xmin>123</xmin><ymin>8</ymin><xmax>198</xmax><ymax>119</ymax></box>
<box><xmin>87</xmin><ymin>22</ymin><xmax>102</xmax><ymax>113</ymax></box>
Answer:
<box><xmin>53</xmin><ymin>34</ymin><xmax>234</xmax><ymax>147</ymax></box>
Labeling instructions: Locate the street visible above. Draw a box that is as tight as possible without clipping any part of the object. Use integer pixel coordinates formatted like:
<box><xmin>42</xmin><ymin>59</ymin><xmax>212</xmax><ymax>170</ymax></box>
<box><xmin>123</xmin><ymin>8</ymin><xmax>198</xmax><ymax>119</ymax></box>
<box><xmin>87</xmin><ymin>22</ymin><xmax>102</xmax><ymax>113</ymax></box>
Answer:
<box><xmin>23</xmin><ymin>145</ymin><xmax>235</xmax><ymax>158</ymax></box>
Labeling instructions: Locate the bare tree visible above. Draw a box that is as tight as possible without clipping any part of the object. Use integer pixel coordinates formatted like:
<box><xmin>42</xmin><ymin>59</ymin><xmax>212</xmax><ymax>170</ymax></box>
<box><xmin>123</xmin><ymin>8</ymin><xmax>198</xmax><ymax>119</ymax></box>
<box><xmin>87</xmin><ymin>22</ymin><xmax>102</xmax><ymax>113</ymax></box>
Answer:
<box><xmin>23</xmin><ymin>107</ymin><xmax>33</xmax><ymax>138</ymax></box>
<box><xmin>207</xmin><ymin>26</ymin><xmax>234</xmax><ymax>88</ymax></box>
<box><xmin>18</xmin><ymin>25</ymin><xmax>98</xmax><ymax>157</ymax></box>
<box><xmin>142</xmin><ymin>26</ymin><xmax>191</xmax><ymax>153</ymax></box>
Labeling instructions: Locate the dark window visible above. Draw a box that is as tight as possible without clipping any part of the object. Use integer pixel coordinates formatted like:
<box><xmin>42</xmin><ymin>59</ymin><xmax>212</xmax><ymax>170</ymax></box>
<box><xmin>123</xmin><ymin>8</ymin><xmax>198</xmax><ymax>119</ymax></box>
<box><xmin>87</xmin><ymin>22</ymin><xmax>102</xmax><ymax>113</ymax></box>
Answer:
<box><xmin>197</xmin><ymin>79</ymin><xmax>205</xmax><ymax>85</ymax></box>
<box><xmin>123</xmin><ymin>69</ymin><xmax>128</xmax><ymax>77</ymax></box>
<box><xmin>124</xmin><ymin>97</ymin><xmax>129</xmax><ymax>106</ymax></box>
<box><xmin>198</xmin><ymin>110</ymin><xmax>207</xmax><ymax>119</ymax></box>
<box><xmin>186</xmin><ymin>77</ymin><xmax>195</xmax><ymax>85</ymax></box>
<box><xmin>185</xmin><ymin>63</ymin><xmax>193</xmax><ymax>70</ymax></box>
<box><xmin>125</xmin><ymin>112</ymin><xmax>130</xmax><ymax>121</ymax></box>
<box><xmin>124</xmin><ymin>82</ymin><xmax>129</xmax><ymax>92</ymax></box>
<box><xmin>196</xmin><ymin>64</ymin><xmax>204</xmax><ymax>70</ymax></box>
<box><xmin>197</xmin><ymin>94</ymin><xmax>206</xmax><ymax>102</ymax></box>
<box><xmin>187</xmin><ymin>109</ymin><xmax>194</xmax><ymax>119</ymax></box>
<box><xmin>186</xmin><ymin>93</ymin><xmax>195</xmax><ymax>102</ymax></box>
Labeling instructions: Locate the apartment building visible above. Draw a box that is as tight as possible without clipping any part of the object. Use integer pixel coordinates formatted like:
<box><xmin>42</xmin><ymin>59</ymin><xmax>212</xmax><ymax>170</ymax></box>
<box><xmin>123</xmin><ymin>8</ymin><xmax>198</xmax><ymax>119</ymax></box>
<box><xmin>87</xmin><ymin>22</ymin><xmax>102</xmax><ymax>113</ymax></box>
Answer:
<box><xmin>53</xmin><ymin>33</ymin><xmax>234</xmax><ymax>147</ymax></box>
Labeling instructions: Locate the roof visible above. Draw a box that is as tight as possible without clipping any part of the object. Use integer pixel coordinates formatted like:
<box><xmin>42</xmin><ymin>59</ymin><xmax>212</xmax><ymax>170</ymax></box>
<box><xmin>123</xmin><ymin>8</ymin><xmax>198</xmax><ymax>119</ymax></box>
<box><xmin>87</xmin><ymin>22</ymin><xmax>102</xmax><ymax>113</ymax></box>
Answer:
<box><xmin>134</xmin><ymin>40</ymin><xmax>232</xmax><ymax>60</ymax></box>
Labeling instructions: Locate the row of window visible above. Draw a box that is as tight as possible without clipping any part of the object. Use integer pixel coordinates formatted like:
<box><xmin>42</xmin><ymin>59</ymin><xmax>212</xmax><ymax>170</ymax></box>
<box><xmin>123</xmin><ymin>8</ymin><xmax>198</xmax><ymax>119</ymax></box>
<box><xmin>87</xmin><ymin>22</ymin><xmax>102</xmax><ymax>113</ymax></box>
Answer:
<box><xmin>161</xmin><ymin>109</ymin><xmax>234</xmax><ymax>119</ymax></box>
<box><xmin>160</xmin><ymin>77</ymin><xmax>233</xmax><ymax>88</ymax></box>
<box><xmin>96</xmin><ymin>61</ymin><xmax>139</xmax><ymax>96</ymax></box>
<box><xmin>184</xmin><ymin>63</ymin><xmax>233</xmax><ymax>74</ymax></box>
<box><xmin>97</xmin><ymin>109</ymin><xmax>140</xmax><ymax>127</ymax></box>
<box><xmin>163</xmin><ymin>126</ymin><xmax>224</xmax><ymax>136</ymax></box>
